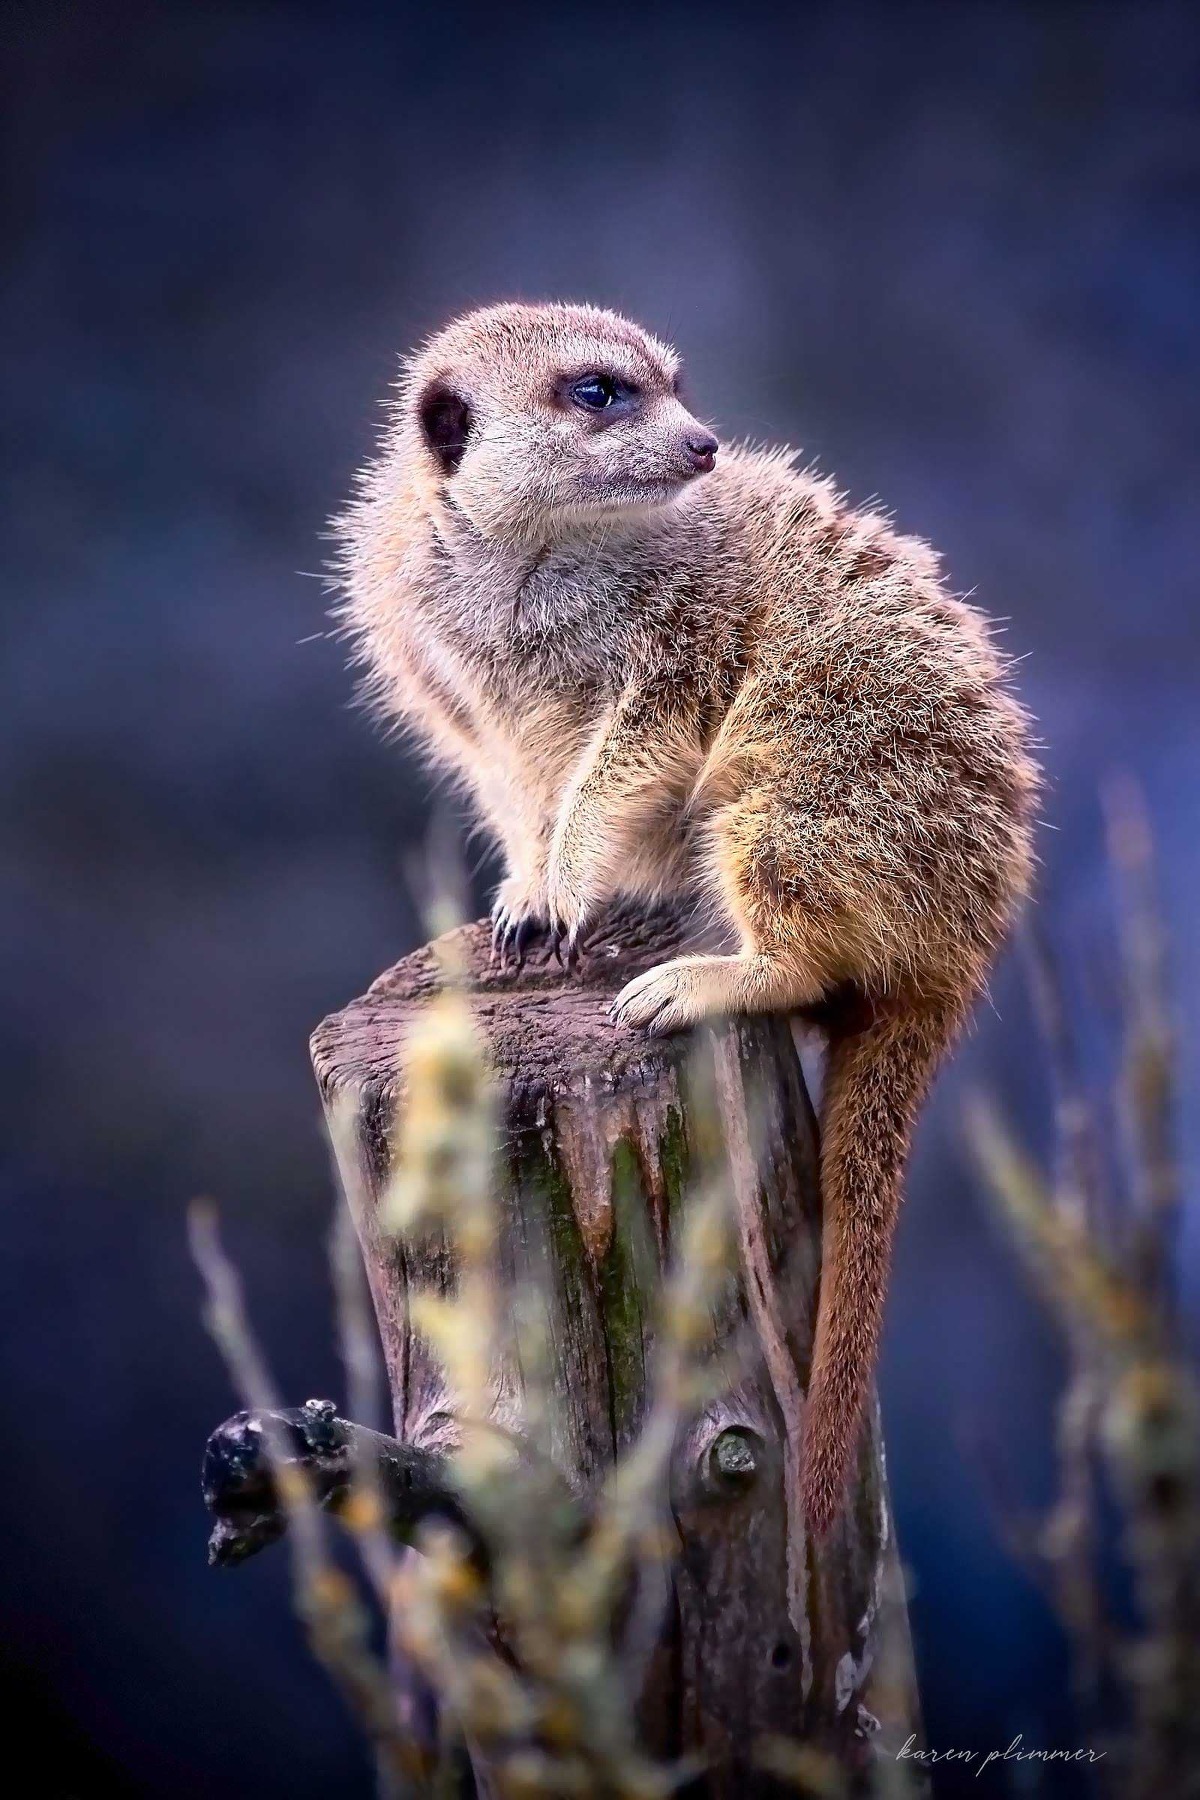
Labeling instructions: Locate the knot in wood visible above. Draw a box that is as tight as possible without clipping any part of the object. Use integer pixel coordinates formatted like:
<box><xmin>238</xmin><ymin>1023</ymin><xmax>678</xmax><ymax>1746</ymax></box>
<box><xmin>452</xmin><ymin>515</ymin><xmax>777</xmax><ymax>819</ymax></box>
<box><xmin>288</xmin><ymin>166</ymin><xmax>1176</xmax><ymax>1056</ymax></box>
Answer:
<box><xmin>707</xmin><ymin>1426</ymin><xmax>762</xmax><ymax>1498</ymax></box>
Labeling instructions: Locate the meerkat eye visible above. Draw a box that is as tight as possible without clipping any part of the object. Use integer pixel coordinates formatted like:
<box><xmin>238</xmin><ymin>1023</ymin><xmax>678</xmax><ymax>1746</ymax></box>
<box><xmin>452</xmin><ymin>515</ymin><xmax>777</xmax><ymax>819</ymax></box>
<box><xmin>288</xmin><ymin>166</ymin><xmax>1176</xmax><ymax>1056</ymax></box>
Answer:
<box><xmin>570</xmin><ymin>373</ymin><xmax>619</xmax><ymax>412</ymax></box>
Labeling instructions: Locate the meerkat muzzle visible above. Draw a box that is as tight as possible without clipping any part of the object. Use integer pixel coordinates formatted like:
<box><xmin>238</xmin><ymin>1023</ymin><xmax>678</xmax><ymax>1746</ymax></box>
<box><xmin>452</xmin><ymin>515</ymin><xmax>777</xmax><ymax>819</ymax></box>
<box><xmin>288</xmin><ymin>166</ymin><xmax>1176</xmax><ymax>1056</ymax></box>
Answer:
<box><xmin>683</xmin><ymin>430</ymin><xmax>718</xmax><ymax>473</ymax></box>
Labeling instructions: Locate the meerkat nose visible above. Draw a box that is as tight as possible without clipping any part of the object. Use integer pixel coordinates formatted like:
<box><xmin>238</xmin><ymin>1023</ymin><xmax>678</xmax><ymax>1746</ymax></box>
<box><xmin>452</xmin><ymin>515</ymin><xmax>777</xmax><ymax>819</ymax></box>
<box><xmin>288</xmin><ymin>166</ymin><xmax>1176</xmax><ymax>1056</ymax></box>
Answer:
<box><xmin>684</xmin><ymin>431</ymin><xmax>718</xmax><ymax>474</ymax></box>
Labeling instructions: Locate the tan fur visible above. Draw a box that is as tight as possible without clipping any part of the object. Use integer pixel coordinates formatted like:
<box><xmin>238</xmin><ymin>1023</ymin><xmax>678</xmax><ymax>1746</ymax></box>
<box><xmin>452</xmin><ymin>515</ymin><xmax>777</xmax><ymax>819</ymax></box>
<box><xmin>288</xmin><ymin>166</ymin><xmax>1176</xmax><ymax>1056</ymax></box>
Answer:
<box><xmin>333</xmin><ymin>302</ymin><xmax>1039</xmax><ymax>1536</ymax></box>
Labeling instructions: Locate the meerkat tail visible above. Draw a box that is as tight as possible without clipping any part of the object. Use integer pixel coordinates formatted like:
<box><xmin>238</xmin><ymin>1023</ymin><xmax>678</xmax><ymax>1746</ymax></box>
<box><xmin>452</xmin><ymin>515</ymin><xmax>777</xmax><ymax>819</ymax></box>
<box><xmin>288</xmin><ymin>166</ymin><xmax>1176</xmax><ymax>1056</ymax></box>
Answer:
<box><xmin>801</xmin><ymin>1001</ymin><xmax>959</xmax><ymax>1538</ymax></box>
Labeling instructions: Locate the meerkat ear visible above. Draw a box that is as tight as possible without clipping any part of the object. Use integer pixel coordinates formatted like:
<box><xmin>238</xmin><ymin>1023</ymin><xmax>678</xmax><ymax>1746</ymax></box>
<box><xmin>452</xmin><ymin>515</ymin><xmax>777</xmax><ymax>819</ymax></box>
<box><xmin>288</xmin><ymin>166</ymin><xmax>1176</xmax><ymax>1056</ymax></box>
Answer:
<box><xmin>417</xmin><ymin>381</ymin><xmax>473</xmax><ymax>476</ymax></box>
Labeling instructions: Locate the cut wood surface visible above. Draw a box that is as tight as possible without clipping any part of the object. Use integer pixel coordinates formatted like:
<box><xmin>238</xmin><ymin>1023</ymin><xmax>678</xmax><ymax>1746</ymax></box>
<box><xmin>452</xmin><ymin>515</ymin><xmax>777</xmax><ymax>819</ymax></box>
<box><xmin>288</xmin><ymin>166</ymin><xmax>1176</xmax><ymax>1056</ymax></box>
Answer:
<box><xmin>311</xmin><ymin>908</ymin><xmax>922</xmax><ymax>1794</ymax></box>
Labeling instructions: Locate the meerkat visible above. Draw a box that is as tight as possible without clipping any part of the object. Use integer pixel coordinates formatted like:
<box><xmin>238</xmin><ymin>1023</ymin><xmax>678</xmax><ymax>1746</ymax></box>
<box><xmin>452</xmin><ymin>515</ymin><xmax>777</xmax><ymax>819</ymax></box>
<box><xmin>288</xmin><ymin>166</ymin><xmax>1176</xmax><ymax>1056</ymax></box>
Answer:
<box><xmin>334</xmin><ymin>301</ymin><xmax>1038</xmax><ymax>1537</ymax></box>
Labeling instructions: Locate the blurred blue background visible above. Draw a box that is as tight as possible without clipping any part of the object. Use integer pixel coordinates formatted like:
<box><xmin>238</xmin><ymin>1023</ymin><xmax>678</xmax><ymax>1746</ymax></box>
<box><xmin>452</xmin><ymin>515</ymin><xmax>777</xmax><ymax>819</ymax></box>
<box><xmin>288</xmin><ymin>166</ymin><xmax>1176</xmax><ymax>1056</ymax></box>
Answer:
<box><xmin>1</xmin><ymin>2</ymin><xmax>1197</xmax><ymax>1793</ymax></box>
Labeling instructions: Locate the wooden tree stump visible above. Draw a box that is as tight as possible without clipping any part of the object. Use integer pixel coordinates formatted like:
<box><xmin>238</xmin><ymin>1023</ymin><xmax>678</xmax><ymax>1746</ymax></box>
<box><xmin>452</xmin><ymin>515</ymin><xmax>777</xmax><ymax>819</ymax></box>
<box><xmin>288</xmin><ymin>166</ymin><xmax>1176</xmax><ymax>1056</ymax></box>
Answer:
<box><xmin>310</xmin><ymin>909</ymin><xmax>922</xmax><ymax>1794</ymax></box>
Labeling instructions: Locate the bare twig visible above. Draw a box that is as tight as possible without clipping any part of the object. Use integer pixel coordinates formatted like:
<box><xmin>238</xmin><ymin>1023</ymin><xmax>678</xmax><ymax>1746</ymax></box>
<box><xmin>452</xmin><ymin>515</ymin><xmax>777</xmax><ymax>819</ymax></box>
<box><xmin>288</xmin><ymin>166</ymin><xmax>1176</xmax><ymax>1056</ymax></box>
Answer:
<box><xmin>327</xmin><ymin>1096</ymin><xmax>399</xmax><ymax>1602</ymax></box>
<box><xmin>1021</xmin><ymin>924</ymin><xmax>1110</xmax><ymax>1236</ymax></box>
<box><xmin>190</xmin><ymin>1204</ymin><xmax>417</xmax><ymax>1797</ymax></box>
<box><xmin>968</xmin><ymin>796</ymin><xmax>1200</xmax><ymax>1798</ymax></box>
<box><xmin>1104</xmin><ymin>775</ymin><xmax>1179</xmax><ymax>1315</ymax></box>
<box><xmin>1021</xmin><ymin>927</ymin><xmax>1112</xmax><ymax>1717</ymax></box>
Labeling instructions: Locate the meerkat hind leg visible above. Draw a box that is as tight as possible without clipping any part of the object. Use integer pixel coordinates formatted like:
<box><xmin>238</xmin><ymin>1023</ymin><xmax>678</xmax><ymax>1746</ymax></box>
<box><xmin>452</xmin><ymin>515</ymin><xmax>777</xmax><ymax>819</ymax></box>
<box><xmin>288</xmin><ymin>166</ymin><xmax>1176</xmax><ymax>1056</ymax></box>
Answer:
<box><xmin>611</xmin><ymin>951</ymin><xmax>822</xmax><ymax>1035</ymax></box>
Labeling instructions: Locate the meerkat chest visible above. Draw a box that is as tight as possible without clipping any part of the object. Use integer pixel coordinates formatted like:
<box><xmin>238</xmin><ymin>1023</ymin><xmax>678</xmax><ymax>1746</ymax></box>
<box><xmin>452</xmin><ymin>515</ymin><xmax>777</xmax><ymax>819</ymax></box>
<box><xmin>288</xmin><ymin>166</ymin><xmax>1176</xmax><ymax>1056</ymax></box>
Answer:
<box><xmin>427</xmin><ymin>537</ymin><xmax>654</xmax><ymax>697</ymax></box>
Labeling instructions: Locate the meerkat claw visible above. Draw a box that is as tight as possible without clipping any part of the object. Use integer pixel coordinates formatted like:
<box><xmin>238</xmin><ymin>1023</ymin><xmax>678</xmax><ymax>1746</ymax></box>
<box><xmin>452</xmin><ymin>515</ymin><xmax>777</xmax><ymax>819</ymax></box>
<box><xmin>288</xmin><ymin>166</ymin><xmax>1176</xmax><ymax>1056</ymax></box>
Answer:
<box><xmin>491</xmin><ymin>910</ymin><xmax>543</xmax><ymax>974</ymax></box>
<box><xmin>556</xmin><ymin>931</ymin><xmax>573</xmax><ymax>970</ymax></box>
<box><xmin>511</xmin><ymin>914</ymin><xmax>540</xmax><ymax>971</ymax></box>
<box><xmin>547</xmin><ymin>918</ymin><xmax>588</xmax><ymax>974</ymax></box>
<box><xmin>611</xmin><ymin>964</ymin><xmax>698</xmax><ymax>1034</ymax></box>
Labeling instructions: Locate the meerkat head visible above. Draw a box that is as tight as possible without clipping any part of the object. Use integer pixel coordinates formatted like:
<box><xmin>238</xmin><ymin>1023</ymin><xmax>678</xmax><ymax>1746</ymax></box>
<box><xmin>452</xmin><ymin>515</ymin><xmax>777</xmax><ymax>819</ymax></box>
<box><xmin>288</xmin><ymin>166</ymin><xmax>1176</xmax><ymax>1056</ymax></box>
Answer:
<box><xmin>401</xmin><ymin>302</ymin><xmax>718</xmax><ymax>544</ymax></box>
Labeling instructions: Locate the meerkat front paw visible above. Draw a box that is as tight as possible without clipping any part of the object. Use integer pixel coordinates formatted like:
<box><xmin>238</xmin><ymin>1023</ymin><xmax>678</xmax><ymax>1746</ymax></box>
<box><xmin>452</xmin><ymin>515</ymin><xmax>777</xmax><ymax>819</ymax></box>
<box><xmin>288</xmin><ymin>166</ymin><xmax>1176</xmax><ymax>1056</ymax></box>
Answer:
<box><xmin>545</xmin><ymin>864</ymin><xmax>597</xmax><ymax>974</ymax></box>
<box><xmin>611</xmin><ymin>959</ymin><xmax>707</xmax><ymax>1034</ymax></box>
<box><xmin>611</xmin><ymin>954</ymin><xmax>773</xmax><ymax>1033</ymax></box>
<box><xmin>490</xmin><ymin>876</ymin><xmax>550</xmax><ymax>972</ymax></box>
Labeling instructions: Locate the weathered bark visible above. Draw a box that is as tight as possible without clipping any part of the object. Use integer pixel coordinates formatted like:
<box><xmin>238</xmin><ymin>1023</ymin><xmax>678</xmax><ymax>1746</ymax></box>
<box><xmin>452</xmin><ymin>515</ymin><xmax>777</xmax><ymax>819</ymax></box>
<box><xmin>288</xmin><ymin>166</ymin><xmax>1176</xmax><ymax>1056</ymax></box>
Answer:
<box><xmin>310</xmin><ymin>908</ymin><xmax>922</xmax><ymax>1794</ymax></box>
